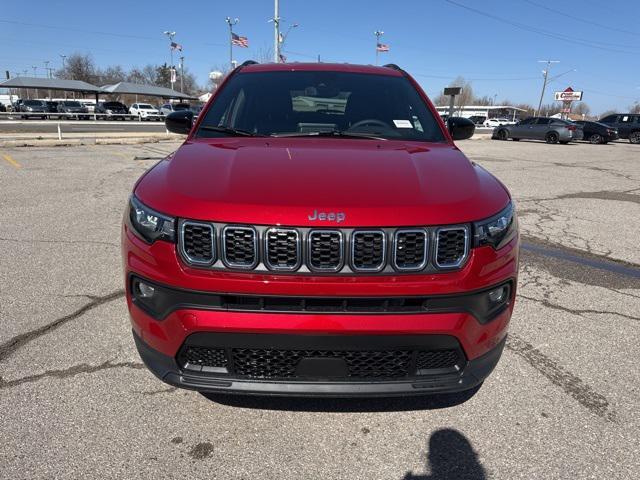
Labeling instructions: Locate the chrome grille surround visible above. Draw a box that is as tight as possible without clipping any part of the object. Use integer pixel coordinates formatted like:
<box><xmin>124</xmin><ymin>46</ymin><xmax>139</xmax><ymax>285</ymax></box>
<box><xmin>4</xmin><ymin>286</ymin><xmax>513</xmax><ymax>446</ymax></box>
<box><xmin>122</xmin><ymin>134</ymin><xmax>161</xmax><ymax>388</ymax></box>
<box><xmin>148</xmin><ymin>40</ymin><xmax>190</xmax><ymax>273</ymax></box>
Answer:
<box><xmin>179</xmin><ymin>221</ymin><xmax>215</xmax><ymax>266</ymax></box>
<box><xmin>307</xmin><ymin>229</ymin><xmax>344</xmax><ymax>272</ymax></box>
<box><xmin>264</xmin><ymin>227</ymin><xmax>301</xmax><ymax>271</ymax></box>
<box><xmin>434</xmin><ymin>226</ymin><xmax>470</xmax><ymax>269</ymax></box>
<box><xmin>351</xmin><ymin>230</ymin><xmax>386</xmax><ymax>272</ymax></box>
<box><xmin>392</xmin><ymin>228</ymin><xmax>428</xmax><ymax>272</ymax></box>
<box><xmin>222</xmin><ymin>225</ymin><xmax>259</xmax><ymax>269</ymax></box>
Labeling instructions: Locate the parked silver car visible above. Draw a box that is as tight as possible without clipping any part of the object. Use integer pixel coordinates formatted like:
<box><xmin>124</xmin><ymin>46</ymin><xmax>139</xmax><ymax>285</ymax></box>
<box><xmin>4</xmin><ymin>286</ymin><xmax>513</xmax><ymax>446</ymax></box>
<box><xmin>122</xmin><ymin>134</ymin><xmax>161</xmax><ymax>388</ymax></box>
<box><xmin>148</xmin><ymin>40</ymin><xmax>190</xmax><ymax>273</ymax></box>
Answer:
<box><xmin>492</xmin><ymin>117</ymin><xmax>581</xmax><ymax>144</ymax></box>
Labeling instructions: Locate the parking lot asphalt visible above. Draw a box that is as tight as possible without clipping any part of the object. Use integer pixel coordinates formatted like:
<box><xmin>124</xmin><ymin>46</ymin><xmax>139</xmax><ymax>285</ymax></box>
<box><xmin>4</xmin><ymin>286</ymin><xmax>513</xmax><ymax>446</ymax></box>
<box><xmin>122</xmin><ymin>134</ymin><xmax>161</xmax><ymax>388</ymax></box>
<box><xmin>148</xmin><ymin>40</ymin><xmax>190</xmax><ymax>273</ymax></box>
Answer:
<box><xmin>0</xmin><ymin>139</ymin><xmax>638</xmax><ymax>479</ymax></box>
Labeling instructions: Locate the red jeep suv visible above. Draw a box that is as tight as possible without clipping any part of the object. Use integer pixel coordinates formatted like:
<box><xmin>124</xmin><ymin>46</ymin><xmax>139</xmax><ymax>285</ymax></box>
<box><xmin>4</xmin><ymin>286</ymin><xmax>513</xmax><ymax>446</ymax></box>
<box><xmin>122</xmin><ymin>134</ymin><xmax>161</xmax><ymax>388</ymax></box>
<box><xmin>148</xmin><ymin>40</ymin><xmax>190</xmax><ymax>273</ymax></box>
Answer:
<box><xmin>123</xmin><ymin>62</ymin><xmax>518</xmax><ymax>397</ymax></box>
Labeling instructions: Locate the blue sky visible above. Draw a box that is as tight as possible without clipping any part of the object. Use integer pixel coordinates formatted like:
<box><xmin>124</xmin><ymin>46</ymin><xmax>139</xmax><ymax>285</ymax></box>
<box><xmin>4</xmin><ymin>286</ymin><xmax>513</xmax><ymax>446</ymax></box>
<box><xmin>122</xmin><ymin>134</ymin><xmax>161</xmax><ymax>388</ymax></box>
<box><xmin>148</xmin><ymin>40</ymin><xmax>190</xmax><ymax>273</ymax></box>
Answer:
<box><xmin>1</xmin><ymin>0</ymin><xmax>639</xmax><ymax>114</ymax></box>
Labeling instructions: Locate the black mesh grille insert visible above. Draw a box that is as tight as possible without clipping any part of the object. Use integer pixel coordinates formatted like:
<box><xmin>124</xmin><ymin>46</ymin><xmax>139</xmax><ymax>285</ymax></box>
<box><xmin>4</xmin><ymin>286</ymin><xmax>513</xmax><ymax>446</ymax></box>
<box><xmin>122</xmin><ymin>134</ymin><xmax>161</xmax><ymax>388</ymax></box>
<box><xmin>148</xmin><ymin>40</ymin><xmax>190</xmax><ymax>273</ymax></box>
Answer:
<box><xmin>394</xmin><ymin>230</ymin><xmax>427</xmax><ymax>270</ymax></box>
<box><xmin>436</xmin><ymin>228</ymin><xmax>467</xmax><ymax>267</ymax></box>
<box><xmin>309</xmin><ymin>230</ymin><xmax>343</xmax><ymax>271</ymax></box>
<box><xmin>223</xmin><ymin>227</ymin><xmax>257</xmax><ymax>267</ymax></box>
<box><xmin>231</xmin><ymin>348</ymin><xmax>413</xmax><ymax>379</ymax></box>
<box><xmin>416</xmin><ymin>350</ymin><xmax>460</xmax><ymax>370</ymax></box>
<box><xmin>266</xmin><ymin>229</ymin><xmax>299</xmax><ymax>270</ymax></box>
<box><xmin>178</xmin><ymin>346</ymin><xmax>227</xmax><ymax>369</ymax></box>
<box><xmin>352</xmin><ymin>231</ymin><xmax>385</xmax><ymax>270</ymax></box>
<box><xmin>182</xmin><ymin>223</ymin><xmax>214</xmax><ymax>264</ymax></box>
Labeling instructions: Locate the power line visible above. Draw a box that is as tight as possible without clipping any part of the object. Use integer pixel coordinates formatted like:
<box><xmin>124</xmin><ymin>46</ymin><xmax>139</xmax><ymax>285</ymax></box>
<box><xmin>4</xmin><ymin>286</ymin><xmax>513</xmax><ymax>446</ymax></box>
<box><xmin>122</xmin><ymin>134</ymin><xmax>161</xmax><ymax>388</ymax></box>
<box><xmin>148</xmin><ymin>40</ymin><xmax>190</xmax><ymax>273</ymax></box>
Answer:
<box><xmin>444</xmin><ymin>0</ymin><xmax>640</xmax><ymax>54</ymax></box>
<box><xmin>523</xmin><ymin>0</ymin><xmax>640</xmax><ymax>37</ymax></box>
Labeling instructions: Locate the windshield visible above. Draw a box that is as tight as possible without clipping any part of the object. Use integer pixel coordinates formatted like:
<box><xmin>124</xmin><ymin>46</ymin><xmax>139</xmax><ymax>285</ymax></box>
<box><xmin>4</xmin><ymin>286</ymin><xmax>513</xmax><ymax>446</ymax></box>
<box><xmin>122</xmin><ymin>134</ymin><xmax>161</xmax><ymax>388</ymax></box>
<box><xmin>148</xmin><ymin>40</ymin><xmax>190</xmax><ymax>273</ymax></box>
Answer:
<box><xmin>63</xmin><ymin>101</ymin><xmax>81</xmax><ymax>107</ymax></box>
<box><xmin>24</xmin><ymin>100</ymin><xmax>43</xmax><ymax>106</ymax></box>
<box><xmin>197</xmin><ymin>71</ymin><xmax>445</xmax><ymax>142</ymax></box>
<box><xmin>139</xmin><ymin>104</ymin><xmax>154</xmax><ymax>109</ymax></box>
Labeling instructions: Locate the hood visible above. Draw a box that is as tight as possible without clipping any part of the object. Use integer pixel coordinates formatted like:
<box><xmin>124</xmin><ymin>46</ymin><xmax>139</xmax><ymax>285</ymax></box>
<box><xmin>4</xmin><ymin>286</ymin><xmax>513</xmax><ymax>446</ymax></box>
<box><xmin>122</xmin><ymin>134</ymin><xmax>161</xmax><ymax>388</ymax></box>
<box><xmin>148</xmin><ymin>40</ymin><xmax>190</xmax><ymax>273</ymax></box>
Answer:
<box><xmin>136</xmin><ymin>138</ymin><xmax>510</xmax><ymax>227</ymax></box>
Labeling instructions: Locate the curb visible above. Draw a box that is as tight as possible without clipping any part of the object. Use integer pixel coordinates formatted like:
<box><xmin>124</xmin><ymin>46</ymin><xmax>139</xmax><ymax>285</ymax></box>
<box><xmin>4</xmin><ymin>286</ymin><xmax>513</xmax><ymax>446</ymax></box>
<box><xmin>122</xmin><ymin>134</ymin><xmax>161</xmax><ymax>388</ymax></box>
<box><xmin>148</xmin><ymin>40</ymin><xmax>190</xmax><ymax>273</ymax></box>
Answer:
<box><xmin>0</xmin><ymin>135</ymin><xmax>182</xmax><ymax>148</ymax></box>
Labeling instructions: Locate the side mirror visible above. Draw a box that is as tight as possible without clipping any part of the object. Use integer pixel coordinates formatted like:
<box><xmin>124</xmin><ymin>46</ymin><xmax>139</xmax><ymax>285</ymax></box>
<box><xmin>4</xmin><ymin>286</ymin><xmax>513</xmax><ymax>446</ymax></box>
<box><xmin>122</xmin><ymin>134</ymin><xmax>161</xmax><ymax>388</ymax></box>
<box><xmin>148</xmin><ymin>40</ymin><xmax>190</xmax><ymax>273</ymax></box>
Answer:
<box><xmin>446</xmin><ymin>116</ymin><xmax>475</xmax><ymax>141</ymax></box>
<box><xmin>165</xmin><ymin>110</ymin><xmax>194</xmax><ymax>135</ymax></box>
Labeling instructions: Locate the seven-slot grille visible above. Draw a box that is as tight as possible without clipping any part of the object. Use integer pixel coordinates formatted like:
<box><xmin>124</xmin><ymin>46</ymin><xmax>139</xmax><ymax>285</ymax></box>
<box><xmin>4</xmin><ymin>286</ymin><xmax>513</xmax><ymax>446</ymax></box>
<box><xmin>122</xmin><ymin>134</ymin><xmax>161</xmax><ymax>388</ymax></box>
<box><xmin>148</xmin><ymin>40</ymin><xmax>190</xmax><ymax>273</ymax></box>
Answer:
<box><xmin>265</xmin><ymin>228</ymin><xmax>300</xmax><ymax>271</ymax></box>
<box><xmin>351</xmin><ymin>231</ymin><xmax>386</xmax><ymax>271</ymax></box>
<box><xmin>223</xmin><ymin>226</ymin><xmax>258</xmax><ymax>268</ymax></box>
<box><xmin>180</xmin><ymin>223</ymin><xmax>470</xmax><ymax>273</ymax></box>
<box><xmin>435</xmin><ymin>227</ymin><xmax>469</xmax><ymax>268</ymax></box>
<box><xmin>181</xmin><ymin>222</ymin><xmax>215</xmax><ymax>265</ymax></box>
<box><xmin>308</xmin><ymin>230</ymin><xmax>343</xmax><ymax>271</ymax></box>
<box><xmin>394</xmin><ymin>229</ymin><xmax>428</xmax><ymax>271</ymax></box>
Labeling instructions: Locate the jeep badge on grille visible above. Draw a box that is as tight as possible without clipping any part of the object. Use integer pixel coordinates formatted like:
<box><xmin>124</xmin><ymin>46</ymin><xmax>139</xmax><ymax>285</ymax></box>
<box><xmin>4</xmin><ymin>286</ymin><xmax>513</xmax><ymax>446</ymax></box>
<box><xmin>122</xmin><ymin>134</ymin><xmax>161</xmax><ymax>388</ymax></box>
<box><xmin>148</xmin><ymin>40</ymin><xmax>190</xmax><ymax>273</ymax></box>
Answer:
<box><xmin>308</xmin><ymin>210</ymin><xmax>346</xmax><ymax>223</ymax></box>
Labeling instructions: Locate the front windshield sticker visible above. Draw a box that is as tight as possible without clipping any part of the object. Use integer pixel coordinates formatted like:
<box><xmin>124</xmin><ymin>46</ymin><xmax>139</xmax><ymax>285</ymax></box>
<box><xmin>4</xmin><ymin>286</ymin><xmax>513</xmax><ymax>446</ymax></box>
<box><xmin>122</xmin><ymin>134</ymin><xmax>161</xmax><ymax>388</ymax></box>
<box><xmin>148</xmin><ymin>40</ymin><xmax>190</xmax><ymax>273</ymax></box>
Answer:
<box><xmin>393</xmin><ymin>119</ymin><xmax>413</xmax><ymax>128</ymax></box>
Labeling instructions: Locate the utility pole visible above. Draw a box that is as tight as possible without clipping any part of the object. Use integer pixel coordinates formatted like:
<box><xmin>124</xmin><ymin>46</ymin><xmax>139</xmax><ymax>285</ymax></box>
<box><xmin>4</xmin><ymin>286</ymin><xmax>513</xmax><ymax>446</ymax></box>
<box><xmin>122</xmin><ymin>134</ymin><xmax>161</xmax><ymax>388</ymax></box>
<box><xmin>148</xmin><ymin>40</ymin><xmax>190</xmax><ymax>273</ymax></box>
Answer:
<box><xmin>59</xmin><ymin>54</ymin><xmax>67</xmax><ymax>79</ymax></box>
<box><xmin>374</xmin><ymin>30</ymin><xmax>384</xmax><ymax>66</ymax></box>
<box><xmin>179</xmin><ymin>56</ymin><xmax>184</xmax><ymax>93</ymax></box>
<box><xmin>536</xmin><ymin>60</ymin><xmax>559</xmax><ymax>116</ymax></box>
<box><xmin>274</xmin><ymin>0</ymin><xmax>280</xmax><ymax>63</ymax></box>
<box><xmin>226</xmin><ymin>17</ymin><xmax>239</xmax><ymax>70</ymax></box>
<box><xmin>163</xmin><ymin>31</ymin><xmax>177</xmax><ymax>90</ymax></box>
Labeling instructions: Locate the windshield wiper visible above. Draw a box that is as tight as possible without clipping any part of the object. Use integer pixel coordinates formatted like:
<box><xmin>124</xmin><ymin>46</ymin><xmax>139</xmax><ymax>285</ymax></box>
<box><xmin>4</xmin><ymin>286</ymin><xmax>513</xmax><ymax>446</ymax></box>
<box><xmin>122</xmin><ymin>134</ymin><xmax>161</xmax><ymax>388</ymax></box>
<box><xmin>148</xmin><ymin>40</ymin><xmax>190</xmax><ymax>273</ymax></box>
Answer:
<box><xmin>271</xmin><ymin>130</ymin><xmax>387</xmax><ymax>140</ymax></box>
<box><xmin>199</xmin><ymin>125</ymin><xmax>259</xmax><ymax>137</ymax></box>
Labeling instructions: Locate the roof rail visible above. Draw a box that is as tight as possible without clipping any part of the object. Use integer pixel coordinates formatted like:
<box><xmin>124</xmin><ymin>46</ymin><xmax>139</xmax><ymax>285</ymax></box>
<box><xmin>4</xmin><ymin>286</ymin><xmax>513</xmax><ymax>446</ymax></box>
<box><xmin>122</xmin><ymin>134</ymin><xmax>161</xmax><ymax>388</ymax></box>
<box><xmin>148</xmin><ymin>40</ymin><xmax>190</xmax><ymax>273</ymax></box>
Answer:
<box><xmin>239</xmin><ymin>60</ymin><xmax>258</xmax><ymax>67</ymax></box>
<box><xmin>382</xmin><ymin>63</ymin><xmax>403</xmax><ymax>72</ymax></box>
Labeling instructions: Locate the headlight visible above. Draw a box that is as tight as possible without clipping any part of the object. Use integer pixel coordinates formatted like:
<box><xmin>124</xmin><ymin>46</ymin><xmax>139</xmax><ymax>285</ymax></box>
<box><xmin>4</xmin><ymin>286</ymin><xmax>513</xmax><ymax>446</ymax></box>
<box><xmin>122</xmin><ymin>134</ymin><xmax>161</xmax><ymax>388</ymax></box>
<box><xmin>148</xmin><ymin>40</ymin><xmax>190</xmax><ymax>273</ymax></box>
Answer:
<box><xmin>473</xmin><ymin>202</ymin><xmax>517</xmax><ymax>249</ymax></box>
<box><xmin>128</xmin><ymin>196</ymin><xmax>175</xmax><ymax>243</ymax></box>
<box><xmin>26</xmin><ymin>107</ymin><xmax>33</xmax><ymax>111</ymax></box>
<box><xmin>106</xmin><ymin>109</ymin><xmax>113</xmax><ymax>114</ymax></box>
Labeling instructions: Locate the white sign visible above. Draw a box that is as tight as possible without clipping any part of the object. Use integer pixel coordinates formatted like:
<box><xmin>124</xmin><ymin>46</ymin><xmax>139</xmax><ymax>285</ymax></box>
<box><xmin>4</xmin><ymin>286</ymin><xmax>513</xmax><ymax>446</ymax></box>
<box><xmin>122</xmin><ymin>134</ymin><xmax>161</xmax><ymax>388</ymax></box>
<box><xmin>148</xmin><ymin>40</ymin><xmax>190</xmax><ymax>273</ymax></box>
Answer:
<box><xmin>170</xmin><ymin>68</ymin><xmax>177</xmax><ymax>84</ymax></box>
<box><xmin>555</xmin><ymin>91</ymin><xmax>583</xmax><ymax>101</ymax></box>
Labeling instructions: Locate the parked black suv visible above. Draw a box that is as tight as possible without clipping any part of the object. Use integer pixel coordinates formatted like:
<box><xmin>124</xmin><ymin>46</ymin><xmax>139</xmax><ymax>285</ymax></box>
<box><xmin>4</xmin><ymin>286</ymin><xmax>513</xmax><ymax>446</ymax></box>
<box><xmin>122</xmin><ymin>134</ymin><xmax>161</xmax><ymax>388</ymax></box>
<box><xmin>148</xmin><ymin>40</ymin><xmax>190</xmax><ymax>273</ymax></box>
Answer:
<box><xmin>19</xmin><ymin>100</ymin><xmax>47</xmax><ymax>119</ymax></box>
<box><xmin>598</xmin><ymin>114</ymin><xmax>640</xmax><ymax>144</ymax></box>
<box><xmin>95</xmin><ymin>101</ymin><xmax>129</xmax><ymax>120</ymax></box>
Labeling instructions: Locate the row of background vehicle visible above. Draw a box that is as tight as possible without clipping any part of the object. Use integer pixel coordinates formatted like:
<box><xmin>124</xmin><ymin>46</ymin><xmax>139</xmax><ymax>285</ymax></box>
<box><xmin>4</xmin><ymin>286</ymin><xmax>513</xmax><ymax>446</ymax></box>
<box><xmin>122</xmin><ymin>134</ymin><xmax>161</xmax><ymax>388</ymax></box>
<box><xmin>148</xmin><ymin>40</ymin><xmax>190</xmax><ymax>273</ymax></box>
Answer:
<box><xmin>0</xmin><ymin>99</ymin><xmax>204</xmax><ymax>121</ymax></box>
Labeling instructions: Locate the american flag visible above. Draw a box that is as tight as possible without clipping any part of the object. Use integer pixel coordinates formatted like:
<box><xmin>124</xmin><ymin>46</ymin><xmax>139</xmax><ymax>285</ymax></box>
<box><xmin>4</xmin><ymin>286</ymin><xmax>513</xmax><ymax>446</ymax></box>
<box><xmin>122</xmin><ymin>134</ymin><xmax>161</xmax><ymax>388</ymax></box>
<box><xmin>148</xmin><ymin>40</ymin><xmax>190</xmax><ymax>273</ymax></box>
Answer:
<box><xmin>170</xmin><ymin>41</ymin><xmax>183</xmax><ymax>51</ymax></box>
<box><xmin>232</xmin><ymin>32</ymin><xmax>249</xmax><ymax>48</ymax></box>
<box><xmin>376</xmin><ymin>43</ymin><xmax>389</xmax><ymax>52</ymax></box>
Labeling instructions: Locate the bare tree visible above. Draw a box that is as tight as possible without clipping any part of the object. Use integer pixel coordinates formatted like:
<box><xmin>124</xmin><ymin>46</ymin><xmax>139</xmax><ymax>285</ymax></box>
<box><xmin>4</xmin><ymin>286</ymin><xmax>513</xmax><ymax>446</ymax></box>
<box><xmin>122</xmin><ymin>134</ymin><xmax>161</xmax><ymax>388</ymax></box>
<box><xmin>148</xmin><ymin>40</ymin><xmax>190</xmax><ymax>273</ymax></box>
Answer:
<box><xmin>573</xmin><ymin>102</ymin><xmax>591</xmax><ymax>116</ymax></box>
<box><xmin>55</xmin><ymin>53</ymin><xmax>97</xmax><ymax>83</ymax></box>
<box><xmin>629</xmin><ymin>102</ymin><xmax>640</xmax><ymax>114</ymax></box>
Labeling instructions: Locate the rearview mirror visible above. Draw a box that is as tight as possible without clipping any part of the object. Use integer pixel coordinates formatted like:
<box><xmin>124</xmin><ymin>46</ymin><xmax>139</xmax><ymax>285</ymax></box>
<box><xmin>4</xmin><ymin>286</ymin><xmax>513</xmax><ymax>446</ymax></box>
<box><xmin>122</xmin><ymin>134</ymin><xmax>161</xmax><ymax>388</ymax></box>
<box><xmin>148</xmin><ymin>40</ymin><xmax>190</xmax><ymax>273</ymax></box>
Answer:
<box><xmin>165</xmin><ymin>110</ymin><xmax>194</xmax><ymax>135</ymax></box>
<box><xmin>446</xmin><ymin>117</ymin><xmax>475</xmax><ymax>141</ymax></box>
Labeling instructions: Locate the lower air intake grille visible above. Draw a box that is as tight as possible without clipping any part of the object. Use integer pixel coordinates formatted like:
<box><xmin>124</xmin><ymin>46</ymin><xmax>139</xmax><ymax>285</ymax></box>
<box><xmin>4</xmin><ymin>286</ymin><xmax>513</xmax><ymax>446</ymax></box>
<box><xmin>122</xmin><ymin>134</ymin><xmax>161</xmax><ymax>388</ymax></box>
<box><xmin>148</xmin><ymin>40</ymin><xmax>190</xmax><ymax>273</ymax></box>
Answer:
<box><xmin>352</xmin><ymin>231</ymin><xmax>386</xmax><ymax>271</ymax></box>
<box><xmin>181</xmin><ymin>222</ymin><xmax>214</xmax><ymax>264</ymax></box>
<box><xmin>435</xmin><ymin>227</ymin><xmax>468</xmax><ymax>268</ymax></box>
<box><xmin>416</xmin><ymin>350</ymin><xmax>460</xmax><ymax>370</ymax></box>
<box><xmin>308</xmin><ymin>230</ymin><xmax>343</xmax><ymax>271</ymax></box>
<box><xmin>231</xmin><ymin>348</ymin><xmax>413</xmax><ymax>379</ymax></box>
<box><xmin>223</xmin><ymin>226</ymin><xmax>257</xmax><ymax>268</ymax></box>
<box><xmin>178</xmin><ymin>346</ymin><xmax>227</xmax><ymax>369</ymax></box>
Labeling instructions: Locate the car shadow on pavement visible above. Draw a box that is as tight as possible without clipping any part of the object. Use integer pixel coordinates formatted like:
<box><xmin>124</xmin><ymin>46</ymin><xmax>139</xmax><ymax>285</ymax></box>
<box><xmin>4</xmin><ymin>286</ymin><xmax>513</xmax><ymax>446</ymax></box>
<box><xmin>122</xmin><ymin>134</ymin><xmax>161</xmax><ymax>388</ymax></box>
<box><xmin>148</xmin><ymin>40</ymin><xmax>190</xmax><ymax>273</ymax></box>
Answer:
<box><xmin>200</xmin><ymin>384</ymin><xmax>481</xmax><ymax>412</ymax></box>
<box><xmin>403</xmin><ymin>428</ymin><xmax>487</xmax><ymax>480</ymax></box>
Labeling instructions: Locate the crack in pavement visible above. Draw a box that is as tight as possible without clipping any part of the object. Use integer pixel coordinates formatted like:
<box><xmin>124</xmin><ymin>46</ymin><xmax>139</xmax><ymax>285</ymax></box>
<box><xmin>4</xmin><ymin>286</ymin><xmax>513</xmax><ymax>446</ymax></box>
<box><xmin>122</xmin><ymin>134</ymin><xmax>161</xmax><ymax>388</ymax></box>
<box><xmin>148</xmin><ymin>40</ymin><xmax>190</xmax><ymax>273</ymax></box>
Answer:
<box><xmin>0</xmin><ymin>360</ymin><xmax>145</xmax><ymax>390</ymax></box>
<box><xmin>0</xmin><ymin>289</ymin><xmax>125</xmax><ymax>362</ymax></box>
<box><xmin>506</xmin><ymin>334</ymin><xmax>616</xmax><ymax>422</ymax></box>
<box><xmin>517</xmin><ymin>293</ymin><xmax>640</xmax><ymax>322</ymax></box>
<box><xmin>0</xmin><ymin>237</ymin><xmax>119</xmax><ymax>248</ymax></box>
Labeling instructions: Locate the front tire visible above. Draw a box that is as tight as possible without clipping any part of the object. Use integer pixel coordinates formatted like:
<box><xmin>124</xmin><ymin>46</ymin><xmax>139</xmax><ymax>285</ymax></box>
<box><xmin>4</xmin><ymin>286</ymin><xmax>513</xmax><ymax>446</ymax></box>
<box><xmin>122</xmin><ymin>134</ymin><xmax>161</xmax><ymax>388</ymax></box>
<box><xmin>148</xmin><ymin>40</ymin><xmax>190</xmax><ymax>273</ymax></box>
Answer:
<box><xmin>546</xmin><ymin>132</ymin><xmax>559</xmax><ymax>144</ymax></box>
<box><xmin>497</xmin><ymin>129</ymin><xmax>509</xmax><ymax>141</ymax></box>
<box><xmin>629</xmin><ymin>131</ymin><xmax>640</xmax><ymax>144</ymax></box>
<box><xmin>589</xmin><ymin>134</ymin><xmax>603</xmax><ymax>144</ymax></box>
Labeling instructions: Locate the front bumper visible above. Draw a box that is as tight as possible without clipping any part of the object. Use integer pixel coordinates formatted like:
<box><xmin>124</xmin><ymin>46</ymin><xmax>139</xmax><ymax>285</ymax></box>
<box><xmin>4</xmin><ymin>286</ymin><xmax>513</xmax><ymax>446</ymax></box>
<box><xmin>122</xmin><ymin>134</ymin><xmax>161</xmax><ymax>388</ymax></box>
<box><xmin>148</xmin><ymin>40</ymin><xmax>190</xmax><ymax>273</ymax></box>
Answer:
<box><xmin>134</xmin><ymin>330</ymin><xmax>506</xmax><ymax>397</ymax></box>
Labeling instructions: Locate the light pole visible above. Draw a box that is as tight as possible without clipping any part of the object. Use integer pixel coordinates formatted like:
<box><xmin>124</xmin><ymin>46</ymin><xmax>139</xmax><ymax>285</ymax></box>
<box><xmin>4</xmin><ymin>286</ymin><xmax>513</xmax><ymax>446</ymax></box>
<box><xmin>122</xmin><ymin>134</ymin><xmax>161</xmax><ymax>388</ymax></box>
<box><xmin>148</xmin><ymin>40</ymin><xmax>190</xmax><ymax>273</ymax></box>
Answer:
<box><xmin>59</xmin><ymin>54</ymin><xmax>67</xmax><ymax>79</ymax></box>
<box><xmin>374</xmin><ymin>30</ymin><xmax>384</xmax><ymax>66</ymax></box>
<box><xmin>225</xmin><ymin>17</ymin><xmax>239</xmax><ymax>69</ymax></box>
<box><xmin>279</xmin><ymin>22</ymin><xmax>298</xmax><ymax>62</ymax></box>
<box><xmin>273</xmin><ymin>0</ymin><xmax>280</xmax><ymax>63</ymax></box>
<box><xmin>536</xmin><ymin>60</ymin><xmax>560</xmax><ymax>116</ymax></box>
<box><xmin>163</xmin><ymin>31</ymin><xmax>177</xmax><ymax>90</ymax></box>
<box><xmin>179</xmin><ymin>56</ymin><xmax>185</xmax><ymax>93</ymax></box>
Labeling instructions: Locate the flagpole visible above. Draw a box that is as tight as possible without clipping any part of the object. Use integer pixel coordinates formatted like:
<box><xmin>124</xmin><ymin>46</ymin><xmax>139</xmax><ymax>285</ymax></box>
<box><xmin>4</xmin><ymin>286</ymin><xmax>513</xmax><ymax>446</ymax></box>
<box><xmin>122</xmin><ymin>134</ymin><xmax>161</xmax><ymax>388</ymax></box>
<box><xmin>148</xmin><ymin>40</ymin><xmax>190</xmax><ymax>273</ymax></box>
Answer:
<box><xmin>226</xmin><ymin>17</ymin><xmax>239</xmax><ymax>70</ymax></box>
<box><xmin>374</xmin><ymin>30</ymin><xmax>384</xmax><ymax>66</ymax></box>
